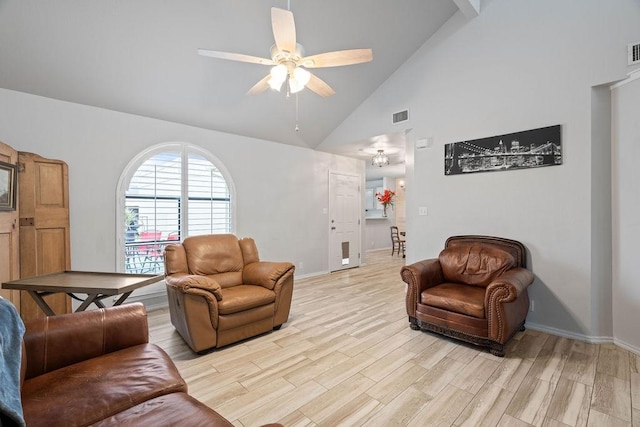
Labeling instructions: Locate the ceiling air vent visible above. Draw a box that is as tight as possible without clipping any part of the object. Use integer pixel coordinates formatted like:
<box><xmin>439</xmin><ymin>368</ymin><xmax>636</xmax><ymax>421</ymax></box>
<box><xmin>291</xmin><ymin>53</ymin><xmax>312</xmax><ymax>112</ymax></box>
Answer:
<box><xmin>629</xmin><ymin>41</ymin><xmax>640</xmax><ymax>65</ymax></box>
<box><xmin>392</xmin><ymin>109</ymin><xmax>409</xmax><ymax>124</ymax></box>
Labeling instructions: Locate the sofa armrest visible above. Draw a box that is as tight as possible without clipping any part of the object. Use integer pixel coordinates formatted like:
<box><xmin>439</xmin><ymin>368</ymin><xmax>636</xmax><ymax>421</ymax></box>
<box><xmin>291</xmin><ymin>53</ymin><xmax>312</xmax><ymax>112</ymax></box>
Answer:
<box><xmin>401</xmin><ymin>259</ymin><xmax>444</xmax><ymax>317</ymax></box>
<box><xmin>165</xmin><ymin>274</ymin><xmax>223</xmax><ymax>301</ymax></box>
<box><xmin>23</xmin><ymin>303</ymin><xmax>149</xmax><ymax>380</ymax></box>
<box><xmin>243</xmin><ymin>262</ymin><xmax>295</xmax><ymax>290</ymax></box>
<box><xmin>485</xmin><ymin>267</ymin><xmax>534</xmax><ymax>343</ymax></box>
<box><xmin>485</xmin><ymin>268</ymin><xmax>534</xmax><ymax>305</ymax></box>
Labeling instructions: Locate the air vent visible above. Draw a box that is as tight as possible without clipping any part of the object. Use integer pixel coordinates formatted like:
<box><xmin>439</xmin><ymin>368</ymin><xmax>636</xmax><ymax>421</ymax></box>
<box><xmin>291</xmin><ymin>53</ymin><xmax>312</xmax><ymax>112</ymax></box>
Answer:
<box><xmin>392</xmin><ymin>109</ymin><xmax>409</xmax><ymax>124</ymax></box>
<box><xmin>629</xmin><ymin>41</ymin><xmax>640</xmax><ymax>65</ymax></box>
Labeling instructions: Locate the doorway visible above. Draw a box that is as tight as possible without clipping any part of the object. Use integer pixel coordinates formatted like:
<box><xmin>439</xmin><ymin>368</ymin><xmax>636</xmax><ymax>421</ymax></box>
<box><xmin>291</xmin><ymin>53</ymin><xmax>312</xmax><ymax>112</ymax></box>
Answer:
<box><xmin>328</xmin><ymin>171</ymin><xmax>361</xmax><ymax>272</ymax></box>
<box><xmin>611</xmin><ymin>70</ymin><xmax>640</xmax><ymax>349</ymax></box>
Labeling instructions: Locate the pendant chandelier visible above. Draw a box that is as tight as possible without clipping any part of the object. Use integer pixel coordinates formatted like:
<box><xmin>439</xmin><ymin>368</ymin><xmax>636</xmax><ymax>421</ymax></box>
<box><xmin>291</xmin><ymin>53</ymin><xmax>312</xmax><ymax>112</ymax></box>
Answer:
<box><xmin>371</xmin><ymin>150</ymin><xmax>390</xmax><ymax>167</ymax></box>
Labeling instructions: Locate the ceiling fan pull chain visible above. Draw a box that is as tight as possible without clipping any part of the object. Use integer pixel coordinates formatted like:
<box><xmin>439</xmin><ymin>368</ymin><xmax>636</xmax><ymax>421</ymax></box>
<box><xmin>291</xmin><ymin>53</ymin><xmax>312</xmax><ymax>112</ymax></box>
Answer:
<box><xmin>295</xmin><ymin>93</ymin><xmax>300</xmax><ymax>132</ymax></box>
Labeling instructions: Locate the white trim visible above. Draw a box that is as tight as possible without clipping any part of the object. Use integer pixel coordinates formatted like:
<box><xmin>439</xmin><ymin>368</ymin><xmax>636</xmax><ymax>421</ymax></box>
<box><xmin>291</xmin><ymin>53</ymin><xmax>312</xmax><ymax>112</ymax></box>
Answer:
<box><xmin>525</xmin><ymin>322</ymin><xmax>613</xmax><ymax>344</ymax></box>
<box><xmin>127</xmin><ymin>291</ymin><xmax>169</xmax><ymax>312</ymax></box>
<box><xmin>526</xmin><ymin>322</ymin><xmax>640</xmax><ymax>356</ymax></box>
<box><xmin>610</xmin><ymin>68</ymin><xmax>640</xmax><ymax>90</ymax></box>
<box><xmin>453</xmin><ymin>0</ymin><xmax>481</xmax><ymax>19</ymax></box>
<box><xmin>294</xmin><ymin>270</ymin><xmax>329</xmax><ymax>280</ymax></box>
<box><xmin>126</xmin><ymin>292</ymin><xmax>640</xmax><ymax>356</ymax></box>
<box><xmin>613</xmin><ymin>337</ymin><xmax>640</xmax><ymax>356</ymax></box>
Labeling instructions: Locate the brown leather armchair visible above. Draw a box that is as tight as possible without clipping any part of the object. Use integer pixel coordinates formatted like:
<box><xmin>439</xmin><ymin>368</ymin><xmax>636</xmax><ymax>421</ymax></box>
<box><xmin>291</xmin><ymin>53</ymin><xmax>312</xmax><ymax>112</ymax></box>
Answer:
<box><xmin>401</xmin><ymin>235</ymin><xmax>534</xmax><ymax>356</ymax></box>
<box><xmin>164</xmin><ymin>234</ymin><xmax>295</xmax><ymax>353</ymax></box>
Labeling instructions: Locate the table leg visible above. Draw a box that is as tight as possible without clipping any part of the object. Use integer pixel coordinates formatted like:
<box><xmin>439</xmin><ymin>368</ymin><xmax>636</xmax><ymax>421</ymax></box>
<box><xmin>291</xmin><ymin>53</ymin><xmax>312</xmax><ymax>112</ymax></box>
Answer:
<box><xmin>113</xmin><ymin>291</ymin><xmax>133</xmax><ymax>306</ymax></box>
<box><xmin>72</xmin><ymin>293</ymin><xmax>122</xmax><ymax>311</ymax></box>
<box><xmin>75</xmin><ymin>294</ymin><xmax>101</xmax><ymax>312</ymax></box>
<box><xmin>27</xmin><ymin>290</ymin><xmax>56</xmax><ymax>316</ymax></box>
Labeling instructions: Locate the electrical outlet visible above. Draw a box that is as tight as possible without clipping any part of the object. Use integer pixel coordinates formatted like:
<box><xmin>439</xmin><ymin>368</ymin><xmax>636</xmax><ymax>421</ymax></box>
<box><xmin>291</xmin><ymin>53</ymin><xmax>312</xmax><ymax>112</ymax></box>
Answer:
<box><xmin>418</xmin><ymin>206</ymin><xmax>428</xmax><ymax>216</ymax></box>
<box><xmin>530</xmin><ymin>300</ymin><xmax>535</xmax><ymax>312</ymax></box>
<box><xmin>298</xmin><ymin>262</ymin><xmax>303</xmax><ymax>270</ymax></box>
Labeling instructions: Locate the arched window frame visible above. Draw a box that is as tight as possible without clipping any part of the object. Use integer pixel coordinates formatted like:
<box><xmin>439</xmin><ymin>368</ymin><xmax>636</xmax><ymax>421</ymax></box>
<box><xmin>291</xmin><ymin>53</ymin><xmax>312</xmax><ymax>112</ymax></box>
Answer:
<box><xmin>115</xmin><ymin>142</ymin><xmax>236</xmax><ymax>273</ymax></box>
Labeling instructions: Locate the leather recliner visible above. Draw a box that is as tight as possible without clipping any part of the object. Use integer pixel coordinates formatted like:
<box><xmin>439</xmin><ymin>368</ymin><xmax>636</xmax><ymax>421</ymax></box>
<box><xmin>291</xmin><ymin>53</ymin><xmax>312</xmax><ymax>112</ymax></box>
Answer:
<box><xmin>164</xmin><ymin>234</ymin><xmax>295</xmax><ymax>353</ymax></box>
<box><xmin>401</xmin><ymin>235</ymin><xmax>534</xmax><ymax>356</ymax></box>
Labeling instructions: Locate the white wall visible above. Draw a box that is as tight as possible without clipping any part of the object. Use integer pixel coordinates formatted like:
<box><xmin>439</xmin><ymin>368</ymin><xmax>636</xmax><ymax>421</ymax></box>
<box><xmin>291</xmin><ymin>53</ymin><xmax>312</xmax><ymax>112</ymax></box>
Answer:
<box><xmin>0</xmin><ymin>88</ymin><xmax>363</xmax><ymax>282</ymax></box>
<box><xmin>612</xmin><ymin>73</ymin><xmax>640</xmax><ymax>351</ymax></box>
<box><xmin>320</xmin><ymin>0</ymin><xmax>640</xmax><ymax>348</ymax></box>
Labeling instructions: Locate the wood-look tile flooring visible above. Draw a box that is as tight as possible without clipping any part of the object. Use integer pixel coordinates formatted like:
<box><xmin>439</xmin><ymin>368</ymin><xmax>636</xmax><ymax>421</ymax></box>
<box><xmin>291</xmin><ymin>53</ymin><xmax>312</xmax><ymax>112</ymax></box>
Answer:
<box><xmin>148</xmin><ymin>250</ymin><xmax>640</xmax><ymax>427</ymax></box>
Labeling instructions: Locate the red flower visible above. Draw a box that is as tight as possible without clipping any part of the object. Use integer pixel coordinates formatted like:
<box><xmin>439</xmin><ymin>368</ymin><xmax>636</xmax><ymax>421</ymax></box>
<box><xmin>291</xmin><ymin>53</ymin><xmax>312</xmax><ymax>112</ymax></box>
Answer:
<box><xmin>375</xmin><ymin>189</ymin><xmax>395</xmax><ymax>206</ymax></box>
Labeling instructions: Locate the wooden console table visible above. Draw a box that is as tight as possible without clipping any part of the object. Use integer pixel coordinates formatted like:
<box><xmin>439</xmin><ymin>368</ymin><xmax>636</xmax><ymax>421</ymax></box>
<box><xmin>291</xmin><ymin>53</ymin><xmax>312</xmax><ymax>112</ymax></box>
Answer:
<box><xmin>2</xmin><ymin>271</ymin><xmax>163</xmax><ymax>316</ymax></box>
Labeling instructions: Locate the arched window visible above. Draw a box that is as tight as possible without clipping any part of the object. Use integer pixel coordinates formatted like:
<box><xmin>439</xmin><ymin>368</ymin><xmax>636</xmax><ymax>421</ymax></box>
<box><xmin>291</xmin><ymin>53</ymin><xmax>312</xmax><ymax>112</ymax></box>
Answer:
<box><xmin>117</xmin><ymin>143</ymin><xmax>234</xmax><ymax>274</ymax></box>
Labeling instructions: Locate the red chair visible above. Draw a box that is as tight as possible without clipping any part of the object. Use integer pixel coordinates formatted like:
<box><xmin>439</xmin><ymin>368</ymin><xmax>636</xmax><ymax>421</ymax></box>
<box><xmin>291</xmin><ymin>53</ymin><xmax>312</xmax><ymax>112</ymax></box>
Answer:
<box><xmin>139</xmin><ymin>231</ymin><xmax>163</xmax><ymax>273</ymax></box>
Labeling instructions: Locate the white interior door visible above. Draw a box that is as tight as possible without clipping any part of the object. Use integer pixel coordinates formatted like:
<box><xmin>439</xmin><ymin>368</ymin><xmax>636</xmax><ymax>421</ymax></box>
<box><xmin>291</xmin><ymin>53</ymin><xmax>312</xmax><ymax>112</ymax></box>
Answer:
<box><xmin>329</xmin><ymin>171</ymin><xmax>361</xmax><ymax>272</ymax></box>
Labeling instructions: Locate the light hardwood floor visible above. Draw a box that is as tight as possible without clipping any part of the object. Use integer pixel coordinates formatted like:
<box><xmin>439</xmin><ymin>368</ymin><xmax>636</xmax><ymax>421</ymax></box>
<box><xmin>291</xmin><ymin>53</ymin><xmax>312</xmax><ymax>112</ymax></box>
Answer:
<box><xmin>148</xmin><ymin>250</ymin><xmax>640</xmax><ymax>427</ymax></box>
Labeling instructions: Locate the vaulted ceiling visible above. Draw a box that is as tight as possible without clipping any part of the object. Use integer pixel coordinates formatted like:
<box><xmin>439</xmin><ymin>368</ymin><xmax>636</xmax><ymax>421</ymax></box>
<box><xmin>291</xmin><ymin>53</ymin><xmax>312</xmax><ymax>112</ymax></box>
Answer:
<box><xmin>0</xmin><ymin>1</ymin><xmax>471</xmax><ymax>153</ymax></box>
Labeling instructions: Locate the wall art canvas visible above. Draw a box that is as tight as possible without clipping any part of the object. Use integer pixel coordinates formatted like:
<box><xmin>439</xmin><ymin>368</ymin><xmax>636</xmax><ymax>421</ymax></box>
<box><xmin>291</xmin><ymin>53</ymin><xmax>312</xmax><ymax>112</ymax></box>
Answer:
<box><xmin>444</xmin><ymin>124</ymin><xmax>562</xmax><ymax>175</ymax></box>
<box><xmin>0</xmin><ymin>160</ymin><xmax>17</xmax><ymax>211</ymax></box>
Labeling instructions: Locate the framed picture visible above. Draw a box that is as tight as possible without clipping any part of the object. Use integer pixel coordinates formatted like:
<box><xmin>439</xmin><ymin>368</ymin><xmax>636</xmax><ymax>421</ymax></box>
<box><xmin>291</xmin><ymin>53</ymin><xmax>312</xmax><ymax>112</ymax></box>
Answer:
<box><xmin>444</xmin><ymin>124</ymin><xmax>562</xmax><ymax>175</ymax></box>
<box><xmin>0</xmin><ymin>160</ymin><xmax>17</xmax><ymax>211</ymax></box>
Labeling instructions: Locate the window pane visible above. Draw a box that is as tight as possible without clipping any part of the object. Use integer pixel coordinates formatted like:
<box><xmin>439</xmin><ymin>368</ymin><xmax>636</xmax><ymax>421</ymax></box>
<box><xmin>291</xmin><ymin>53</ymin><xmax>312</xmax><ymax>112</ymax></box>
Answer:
<box><xmin>123</xmin><ymin>148</ymin><xmax>231</xmax><ymax>274</ymax></box>
<box><xmin>187</xmin><ymin>154</ymin><xmax>229</xmax><ymax>199</ymax></box>
<box><xmin>128</xmin><ymin>152</ymin><xmax>181</xmax><ymax>198</ymax></box>
<box><xmin>187</xmin><ymin>153</ymin><xmax>230</xmax><ymax>236</ymax></box>
<box><xmin>187</xmin><ymin>199</ymin><xmax>231</xmax><ymax>236</ymax></box>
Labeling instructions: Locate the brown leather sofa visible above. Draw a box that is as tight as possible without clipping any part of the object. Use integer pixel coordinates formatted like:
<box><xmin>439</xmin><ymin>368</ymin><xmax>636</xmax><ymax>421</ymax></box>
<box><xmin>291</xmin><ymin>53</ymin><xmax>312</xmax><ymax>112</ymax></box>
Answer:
<box><xmin>164</xmin><ymin>234</ymin><xmax>295</xmax><ymax>353</ymax></box>
<box><xmin>401</xmin><ymin>235</ymin><xmax>534</xmax><ymax>356</ymax></box>
<box><xmin>15</xmin><ymin>303</ymin><xmax>284</xmax><ymax>427</ymax></box>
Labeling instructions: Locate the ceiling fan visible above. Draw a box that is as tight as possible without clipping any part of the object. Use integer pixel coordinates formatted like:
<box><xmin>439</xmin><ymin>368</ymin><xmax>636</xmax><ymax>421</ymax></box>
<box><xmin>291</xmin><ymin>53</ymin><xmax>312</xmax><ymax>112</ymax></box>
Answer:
<box><xmin>198</xmin><ymin>7</ymin><xmax>373</xmax><ymax>97</ymax></box>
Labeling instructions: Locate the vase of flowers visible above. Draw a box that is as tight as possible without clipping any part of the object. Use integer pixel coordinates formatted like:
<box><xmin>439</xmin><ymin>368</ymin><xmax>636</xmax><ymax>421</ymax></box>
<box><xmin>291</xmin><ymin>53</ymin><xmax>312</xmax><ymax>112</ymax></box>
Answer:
<box><xmin>375</xmin><ymin>189</ymin><xmax>395</xmax><ymax>217</ymax></box>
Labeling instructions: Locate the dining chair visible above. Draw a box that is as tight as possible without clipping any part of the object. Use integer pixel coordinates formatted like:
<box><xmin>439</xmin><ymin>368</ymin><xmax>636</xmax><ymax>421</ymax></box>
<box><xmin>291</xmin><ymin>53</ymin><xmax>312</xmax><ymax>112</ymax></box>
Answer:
<box><xmin>390</xmin><ymin>226</ymin><xmax>405</xmax><ymax>258</ymax></box>
<box><xmin>139</xmin><ymin>231</ymin><xmax>163</xmax><ymax>273</ymax></box>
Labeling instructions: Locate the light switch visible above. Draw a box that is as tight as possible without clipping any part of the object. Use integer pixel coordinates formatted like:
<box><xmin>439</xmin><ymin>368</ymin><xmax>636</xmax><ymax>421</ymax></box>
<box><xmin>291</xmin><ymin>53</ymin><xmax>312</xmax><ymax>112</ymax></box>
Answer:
<box><xmin>418</xmin><ymin>207</ymin><xmax>428</xmax><ymax>216</ymax></box>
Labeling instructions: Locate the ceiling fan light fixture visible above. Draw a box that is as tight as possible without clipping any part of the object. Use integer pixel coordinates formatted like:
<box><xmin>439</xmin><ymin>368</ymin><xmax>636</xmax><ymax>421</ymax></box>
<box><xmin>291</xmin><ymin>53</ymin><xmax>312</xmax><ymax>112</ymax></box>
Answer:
<box><xmin>268</xmin><ymin>64</ymin><xmax>287</xmax><ymax>91</ymax></box>
<box><xmin>289</xmin><ymin>67</ymin><xmax>310</xmax><ymax>93</ymax></box>
<box><xmin>372</xmin><ymin>149</ymin><xmax>390</xmax><ymax>167</ymax></box>
<box><xmin>198</xmin><ymin>7</ymin><xmax>372</xmax><ymax>97</ymax></box>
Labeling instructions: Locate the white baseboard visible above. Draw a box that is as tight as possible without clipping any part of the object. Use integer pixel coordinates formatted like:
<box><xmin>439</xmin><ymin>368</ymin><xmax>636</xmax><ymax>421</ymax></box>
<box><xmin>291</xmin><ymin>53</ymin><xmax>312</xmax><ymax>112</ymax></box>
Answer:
<box><xmin>526</xmin><ymin>322</ymin><xmax>640</xmax><ymax>355</ymax></box>
<box><xmin>613</xmin><ymin>337</ymin><xmax>640</xmax><ymax>356</ymax></box>
<box><xmin>128</xmin><ymin>290</ymin><xmax>168</xmax><ymax>312</ymax></box>
<box><xmin>294</xmin><ymin>270</ymin><xmax>329</xmax><ymax>280</ymax></box>
<box><xmin>128</xmin><ymin>291</ymin><xmax>640</xmax><ymax>357</ymax></box>
<box><xmin>525</xmin><ymin>322</ymin><xmax>612</xmax><ymax>344</ymax></box>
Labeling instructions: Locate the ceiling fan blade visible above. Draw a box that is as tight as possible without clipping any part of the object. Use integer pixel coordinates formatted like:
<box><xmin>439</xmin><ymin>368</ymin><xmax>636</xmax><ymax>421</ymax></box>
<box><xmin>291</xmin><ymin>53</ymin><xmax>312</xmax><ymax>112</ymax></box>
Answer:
<box><xmin>301</xmin><ymin>48</ymin><xmax>373</xmax><ymax>68</ymax></box>
<box><xmin>271</xmin><ymin>7</ymin><xmax>296</xmax><ymax>53</ymax></box>
<box><xmin>246</xmin><ymin>74</ymin><xmax>271</xmax><ymax>96</ymax></box>
<box><xmin>306</xmin><ymin>72</ymin><xmax>336</xmax><ymax>97</ymax></box>
<box><xmin>198</xmin><ymin>49</ymin><xmax>274</xmax><ymax>66</ymax></box>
